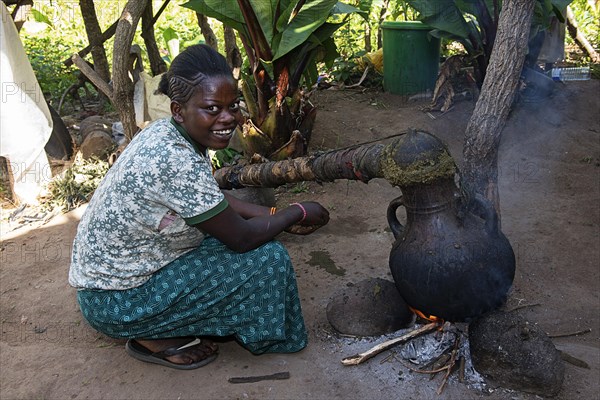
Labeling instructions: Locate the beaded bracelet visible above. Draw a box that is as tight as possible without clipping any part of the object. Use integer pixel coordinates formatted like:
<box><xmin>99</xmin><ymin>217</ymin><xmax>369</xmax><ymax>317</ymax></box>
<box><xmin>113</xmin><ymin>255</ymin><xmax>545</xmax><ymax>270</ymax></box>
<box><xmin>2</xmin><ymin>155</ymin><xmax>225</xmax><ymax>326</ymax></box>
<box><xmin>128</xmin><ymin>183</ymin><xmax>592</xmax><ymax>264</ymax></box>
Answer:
<box><xmin>290</xmin><ymin>202</ymin><xmax>307</xmax><ymax>222</ymax></box>
<box><xmin>269</xmin><ymin>207</ymin><xmax>277</xmax><ymax>215</ymax></box>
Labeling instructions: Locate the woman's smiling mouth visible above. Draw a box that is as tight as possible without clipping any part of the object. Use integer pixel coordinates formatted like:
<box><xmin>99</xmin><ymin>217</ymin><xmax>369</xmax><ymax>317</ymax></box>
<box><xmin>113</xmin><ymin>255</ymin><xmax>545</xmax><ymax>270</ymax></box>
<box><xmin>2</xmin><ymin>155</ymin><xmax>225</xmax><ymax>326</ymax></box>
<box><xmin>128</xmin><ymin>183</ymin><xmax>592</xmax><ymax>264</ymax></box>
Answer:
<box><xmin>212</xmin><ymin>129</ymin><xmax>234</xmax><ymax>137</ymax></box>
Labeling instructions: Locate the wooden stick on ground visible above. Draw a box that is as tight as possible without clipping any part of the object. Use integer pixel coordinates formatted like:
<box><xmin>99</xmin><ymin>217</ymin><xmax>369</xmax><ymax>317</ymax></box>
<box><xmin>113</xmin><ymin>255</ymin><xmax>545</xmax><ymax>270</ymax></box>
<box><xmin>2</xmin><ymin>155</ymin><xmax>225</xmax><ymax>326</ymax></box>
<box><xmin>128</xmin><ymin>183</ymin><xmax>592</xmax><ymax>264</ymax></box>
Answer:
<box><xmin>341</xmin><ymin>322</ymin><xmax>440</xmax><ymax>366</ymax></box>
<box><xmin>228</xmin><ymin>371</ymin><xmax>290</xmax><ymax>384</ymax></box>
<box><xmin>548</xmin><ymin>328</ymin><xmax>592</xmax><ymax>338</ymax></box>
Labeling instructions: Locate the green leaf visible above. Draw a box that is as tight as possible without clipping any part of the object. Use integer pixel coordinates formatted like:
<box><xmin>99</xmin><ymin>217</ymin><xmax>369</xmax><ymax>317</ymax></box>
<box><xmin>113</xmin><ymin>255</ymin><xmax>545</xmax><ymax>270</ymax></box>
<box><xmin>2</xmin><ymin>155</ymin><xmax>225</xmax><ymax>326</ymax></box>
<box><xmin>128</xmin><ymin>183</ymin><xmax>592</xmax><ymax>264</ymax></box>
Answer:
<box><xmin>249</xmin><ymin>0</ymin><xmax>279</xmax><ymax>44</ymax></box>
<box><xmin>163</xmin><ymin>27</ymin><xmax>180</xmax><ymax>59</ymax></box>
<box><xmin>454</xmin><ymin>0</ymin><xmax>496</xmax><ymax>19</ymax></box>
<box><xmin>319</xmin><ymin>37</ymin><xmax>340</xmax><ymax>68</ymax></box>
<box><xmin>274</xmin><ymin>0</ymin><xmax>339</xmax><ymax>60</ymax></box>
<box><xmin>406</xmin><ymin>0</ymin><xmax>471</xmax><ymax>38</ymax></box>
<box><xmin>31</xmin><ymin>9</ymin><xmax>53</xmax><ymax>28</ymax></box>
<box><xmin>275</xmin><ymin>1</ymin><xmax>297</xmax><ymax>32</ymax></box>
<box><xmin>181</xmin><ymin>0</ymin><xmax>247</xmax><ymax>32</ymax></box>
<box><xmin>331</xmin><ymin>2</ymin><xmax>362</xmax><ymax>15</ymax></box>
<box><xmin>550</xmin><ymin>0</ymin><xmax>573</xmax><ymax>11</ymax></box>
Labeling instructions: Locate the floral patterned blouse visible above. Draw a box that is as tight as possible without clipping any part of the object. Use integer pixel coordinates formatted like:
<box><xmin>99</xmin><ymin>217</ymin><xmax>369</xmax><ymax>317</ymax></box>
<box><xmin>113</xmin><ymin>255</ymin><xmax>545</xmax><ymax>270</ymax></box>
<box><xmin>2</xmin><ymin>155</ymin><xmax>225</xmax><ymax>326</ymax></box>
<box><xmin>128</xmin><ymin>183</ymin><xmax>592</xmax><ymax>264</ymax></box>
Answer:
<box><xmin>69</xmin><ymin>118</ymin><xmax>228</xmax><ymax>290</ymax></box>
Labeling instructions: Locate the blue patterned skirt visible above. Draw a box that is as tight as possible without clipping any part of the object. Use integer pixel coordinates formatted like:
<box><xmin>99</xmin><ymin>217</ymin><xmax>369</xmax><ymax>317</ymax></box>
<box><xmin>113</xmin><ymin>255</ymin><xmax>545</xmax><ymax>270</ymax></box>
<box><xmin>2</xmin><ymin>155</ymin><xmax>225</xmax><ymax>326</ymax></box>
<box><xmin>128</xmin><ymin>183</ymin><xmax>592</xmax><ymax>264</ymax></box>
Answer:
<box><xmin>77</xmin><ymin>237</ymin><xmax>307</xmax><ymax>354</ymax></box>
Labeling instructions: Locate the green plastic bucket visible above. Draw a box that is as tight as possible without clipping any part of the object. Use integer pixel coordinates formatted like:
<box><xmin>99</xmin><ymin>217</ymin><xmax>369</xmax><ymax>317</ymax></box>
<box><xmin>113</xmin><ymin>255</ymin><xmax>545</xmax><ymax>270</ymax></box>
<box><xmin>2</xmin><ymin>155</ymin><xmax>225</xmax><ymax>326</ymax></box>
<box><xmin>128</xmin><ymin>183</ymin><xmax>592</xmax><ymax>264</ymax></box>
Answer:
<box><xmin>382</xmin><ymin>21</ymin><xmax>440</xmax><ymax>96</ymax></box>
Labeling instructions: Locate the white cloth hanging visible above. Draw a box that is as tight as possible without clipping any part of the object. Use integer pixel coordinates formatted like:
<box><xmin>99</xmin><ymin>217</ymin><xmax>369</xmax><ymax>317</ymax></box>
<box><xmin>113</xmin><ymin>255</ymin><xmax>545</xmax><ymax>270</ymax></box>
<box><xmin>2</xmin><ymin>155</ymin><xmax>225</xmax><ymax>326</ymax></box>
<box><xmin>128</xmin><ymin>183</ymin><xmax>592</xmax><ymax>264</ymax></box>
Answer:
<box><xmin>0</xmin><ymin>2</ymin><xmax>53</xmax><ymax>205</ymax></box>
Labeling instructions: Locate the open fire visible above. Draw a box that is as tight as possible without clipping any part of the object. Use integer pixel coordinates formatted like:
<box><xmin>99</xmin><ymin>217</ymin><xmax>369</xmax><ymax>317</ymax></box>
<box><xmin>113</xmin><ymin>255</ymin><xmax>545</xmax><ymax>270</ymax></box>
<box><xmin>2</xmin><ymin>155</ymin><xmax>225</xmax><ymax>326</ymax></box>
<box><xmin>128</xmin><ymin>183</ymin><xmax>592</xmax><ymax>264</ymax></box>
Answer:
<box><xmin>340</xmin><ymin>312</ymin><xmax>486</xmax><ymax>395</ymax></box>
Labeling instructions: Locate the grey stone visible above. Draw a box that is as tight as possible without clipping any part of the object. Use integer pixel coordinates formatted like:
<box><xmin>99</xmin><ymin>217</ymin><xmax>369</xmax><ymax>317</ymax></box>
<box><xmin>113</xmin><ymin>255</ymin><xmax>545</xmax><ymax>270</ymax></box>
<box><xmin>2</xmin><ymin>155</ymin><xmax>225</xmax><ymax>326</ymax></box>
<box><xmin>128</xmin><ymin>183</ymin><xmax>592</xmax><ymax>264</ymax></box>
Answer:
<box><xmin>469</xmin><ymin>310</ymin><xmax>564</xmax><ymax>397</ymax></box>
<box><xmin>326</xmin><ymin>278</ymin><xmax>413</xmax><ymax>337</ymax></box>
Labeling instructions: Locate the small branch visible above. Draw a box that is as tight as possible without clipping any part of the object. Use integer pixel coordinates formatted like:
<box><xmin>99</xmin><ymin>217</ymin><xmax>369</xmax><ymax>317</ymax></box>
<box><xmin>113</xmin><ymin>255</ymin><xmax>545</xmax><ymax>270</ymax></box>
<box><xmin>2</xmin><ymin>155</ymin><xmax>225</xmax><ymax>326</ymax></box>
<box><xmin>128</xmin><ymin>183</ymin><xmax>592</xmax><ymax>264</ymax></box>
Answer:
<box><xmin>341</xmin><ymin>322</ymin><xmax>440</xmax><ymax>366</ymax></box>
<box><xmin>548</xmin><ymin>328</ymin><xmax>592</xmax><ymax>338</ymax></box>
<box><xmin>437</xmin><ymin>337</ymin><xmax>460</xmax><ymax>395</ymax></box>
<box><xmin>458</xmin><ymin>356</ymin><xmax>465</xmax><ymax>382</ymax></box>
<box><xmin>346</xmin><ymin>66</ymin><xmax>370</xmax><ymax>89</ymax></box>
<box><xmin>63</xmin><ymin>0</ymin><xmax>169</xmax><ymax>67</ymax></box>
<box><xmin>507</xmin><ymin>302</ymin><xmax>541</xmax><ymax>312</ymax></box>
<box><xmin>64</xmin><ymin>21</ymin><xmax>118</xmax><ymax>67</ymax></box>
<box><xmin>560</xmin><ymin>351</ymin><xmax>590</xmax><ymax>369</ymax></box>
<box><xmin>71</xmin><ymin>54</ymin><xmax>113</xmax><ymax>99</ymax></box>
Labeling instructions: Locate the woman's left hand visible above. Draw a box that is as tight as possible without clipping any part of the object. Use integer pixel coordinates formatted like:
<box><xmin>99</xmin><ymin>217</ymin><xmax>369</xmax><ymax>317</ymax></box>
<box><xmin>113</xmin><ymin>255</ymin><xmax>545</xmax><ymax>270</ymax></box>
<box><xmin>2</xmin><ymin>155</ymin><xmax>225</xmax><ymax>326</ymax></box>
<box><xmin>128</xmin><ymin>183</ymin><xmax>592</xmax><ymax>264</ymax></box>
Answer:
<box><xmin>284</xmin><ymin>223</ymin><xmax>324</xmax><ymax>235</ymax></box>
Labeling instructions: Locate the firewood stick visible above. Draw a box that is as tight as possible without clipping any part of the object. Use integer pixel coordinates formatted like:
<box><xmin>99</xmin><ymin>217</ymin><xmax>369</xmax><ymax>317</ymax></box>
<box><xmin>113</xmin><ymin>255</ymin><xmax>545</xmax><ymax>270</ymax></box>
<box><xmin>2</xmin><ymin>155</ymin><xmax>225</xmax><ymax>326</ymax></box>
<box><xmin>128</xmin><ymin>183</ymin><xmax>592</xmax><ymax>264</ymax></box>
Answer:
<box><xmin>458</xmin><ymin>356</ymin><xmax>466</xmax><ymax>383</ymax></box>
<box><xmin>548</xmin><ymin>328</ymin><xmax>592</xmax><ymax>338</ymax></box>
<box><xmin>437</xmin><ymin>337</ymin><xmax>460</xmax><ymax>395</ymax></box>
<box><xmin>341</xmin><ymin>322</ymin><xmax>439</xmax><ymax>366</ymax></box>
<box><xmin>508</xmin><ymin>302</ymin><xmax>541</xmax><ymax>312</ymax></box>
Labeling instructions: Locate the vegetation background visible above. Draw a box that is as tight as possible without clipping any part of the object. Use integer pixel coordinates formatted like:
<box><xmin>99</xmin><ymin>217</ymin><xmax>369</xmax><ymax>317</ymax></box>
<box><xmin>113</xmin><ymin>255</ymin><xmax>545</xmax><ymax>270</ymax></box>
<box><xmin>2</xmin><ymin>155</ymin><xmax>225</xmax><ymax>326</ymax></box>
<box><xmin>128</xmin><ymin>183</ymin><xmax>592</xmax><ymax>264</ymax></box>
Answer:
<box><xmin>18</xmin><ymin>0</ymin><xmax>599</xmax><ymax>111</ymax></box>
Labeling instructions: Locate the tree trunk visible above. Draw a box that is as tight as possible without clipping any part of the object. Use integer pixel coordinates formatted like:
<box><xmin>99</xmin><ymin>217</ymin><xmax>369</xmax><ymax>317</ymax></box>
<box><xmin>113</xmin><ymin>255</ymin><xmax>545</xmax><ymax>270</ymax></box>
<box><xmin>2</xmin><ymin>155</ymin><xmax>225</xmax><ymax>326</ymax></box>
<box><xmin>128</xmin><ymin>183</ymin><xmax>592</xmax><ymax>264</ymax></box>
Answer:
<box><xmin>224</xmin><ymin>25</ymin><xmax>242</xmax><ymax>79</ymax></box>
<box><xmin>376</xmin><ymin>0</ymin><xmax>390</xmax><ymax>49</ymax></box>
<box><xmin>112</xmin><ymin>0</ymin><xmax>148</xmax><ymax>140</ymax></box>
<box><xmin>462</xmin><ymin>0</ymin><xmax>535</xmax><ymax>215</ymax></box>
<box><xmin>79</xmin><ymin>0</ymin><xmax>111</xmax><ymax>106</ymax></box>
<box><xmin>365</xmin><ymin>23</ymin><xmax>372</xmax><ymax>53</ymax></box>
<box><xmin>0</xmin><ymin>156</ymin><xmax>15</xmax><ymax>204</ymax></box>
<box><xmin>196</xmin><ymin>13</ymin><xmax>218</xmax><ymax>51</ymax></box>
<box><xmin>141</xmin><ymin>1</ymin><xmax>167</xmax><ymax>76</ymax></box>
<box><xmin>10</xmin><ymin>0</ymin><xmax>32</xmax><ymax>32</ymax></box>
<box><xmin>64</xmin><ymin>21</ymin><xmax>118</xmax><ymax>67</ymax></box>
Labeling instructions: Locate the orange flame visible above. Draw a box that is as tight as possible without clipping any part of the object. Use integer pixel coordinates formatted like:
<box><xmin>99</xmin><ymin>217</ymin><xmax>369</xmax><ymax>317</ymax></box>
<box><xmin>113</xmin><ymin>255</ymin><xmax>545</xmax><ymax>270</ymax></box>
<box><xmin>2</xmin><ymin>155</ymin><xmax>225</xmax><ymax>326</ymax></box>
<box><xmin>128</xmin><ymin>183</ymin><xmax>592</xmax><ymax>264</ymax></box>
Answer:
<box><xmin>409</xmin><ymin>306</ymin><xmax>444</xmax><ymax>324</ymax></box>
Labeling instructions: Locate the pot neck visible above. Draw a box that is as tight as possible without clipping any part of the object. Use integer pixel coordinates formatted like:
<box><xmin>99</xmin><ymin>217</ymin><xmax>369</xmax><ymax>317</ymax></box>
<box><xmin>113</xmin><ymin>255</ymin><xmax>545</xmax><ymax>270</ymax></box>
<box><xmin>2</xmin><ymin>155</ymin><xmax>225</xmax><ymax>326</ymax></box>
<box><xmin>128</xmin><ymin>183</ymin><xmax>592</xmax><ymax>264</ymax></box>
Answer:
<box><xmin>400</xmin><ymin>178</ymin><xmax>459</xmax><ymax>214</ymax></box>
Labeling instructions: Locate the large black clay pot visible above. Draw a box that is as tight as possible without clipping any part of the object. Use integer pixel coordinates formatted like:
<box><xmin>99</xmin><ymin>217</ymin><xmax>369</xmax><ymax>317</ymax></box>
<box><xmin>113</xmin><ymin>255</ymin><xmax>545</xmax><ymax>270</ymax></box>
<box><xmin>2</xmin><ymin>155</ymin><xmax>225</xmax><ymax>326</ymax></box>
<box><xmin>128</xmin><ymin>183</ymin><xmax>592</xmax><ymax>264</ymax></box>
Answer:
<box><xmin>385</xmin><ymin>130</ymin><xmax>515</xmax><ymax>322</ymax></box>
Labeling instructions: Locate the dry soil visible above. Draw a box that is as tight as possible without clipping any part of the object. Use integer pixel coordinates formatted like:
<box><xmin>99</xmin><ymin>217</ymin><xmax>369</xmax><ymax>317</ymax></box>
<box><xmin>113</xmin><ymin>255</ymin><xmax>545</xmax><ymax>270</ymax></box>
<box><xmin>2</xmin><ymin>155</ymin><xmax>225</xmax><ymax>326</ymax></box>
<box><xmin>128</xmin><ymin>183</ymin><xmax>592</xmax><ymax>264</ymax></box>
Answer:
<box><xmin>1</xmin><ymin>79</ymin><xmax>598</xmax><ymax>400</ymax></box>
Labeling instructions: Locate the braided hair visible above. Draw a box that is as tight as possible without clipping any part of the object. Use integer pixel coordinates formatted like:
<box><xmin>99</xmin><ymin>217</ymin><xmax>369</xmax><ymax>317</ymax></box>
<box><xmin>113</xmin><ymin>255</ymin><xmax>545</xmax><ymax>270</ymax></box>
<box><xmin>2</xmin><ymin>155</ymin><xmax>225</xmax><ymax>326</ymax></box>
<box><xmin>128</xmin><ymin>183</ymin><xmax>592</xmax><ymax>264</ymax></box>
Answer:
<box><xmin>157</xmin><ymin>44</ymin><xmax>233</xmax><ymax>104</ymax></box>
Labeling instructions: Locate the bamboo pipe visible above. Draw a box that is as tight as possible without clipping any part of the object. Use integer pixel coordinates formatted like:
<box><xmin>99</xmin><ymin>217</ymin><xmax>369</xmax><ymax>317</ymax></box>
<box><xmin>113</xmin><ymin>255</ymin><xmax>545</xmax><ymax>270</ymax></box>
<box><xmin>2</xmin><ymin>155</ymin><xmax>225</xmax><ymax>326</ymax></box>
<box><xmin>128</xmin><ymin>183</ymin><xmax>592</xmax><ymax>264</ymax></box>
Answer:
<box><xmin>214</xmin><ymin>130</ymin><xmax>457</xmax><ymax>190</ymax></box>
<box><xmin>214</xmin><ymin>142</ymin><xmax>386</xmax><ymax>189</ymax></box>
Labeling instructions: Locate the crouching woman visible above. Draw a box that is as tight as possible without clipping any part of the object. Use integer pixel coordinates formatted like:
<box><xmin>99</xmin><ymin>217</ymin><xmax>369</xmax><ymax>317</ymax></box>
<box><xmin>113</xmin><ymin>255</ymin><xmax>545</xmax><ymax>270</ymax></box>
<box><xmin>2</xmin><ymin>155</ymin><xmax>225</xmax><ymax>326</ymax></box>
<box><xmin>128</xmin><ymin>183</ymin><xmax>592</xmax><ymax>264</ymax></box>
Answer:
<box><xmin>68</xmin><ymin>44</ymin><xmax>329</xmax><ymax>370</ymax></box>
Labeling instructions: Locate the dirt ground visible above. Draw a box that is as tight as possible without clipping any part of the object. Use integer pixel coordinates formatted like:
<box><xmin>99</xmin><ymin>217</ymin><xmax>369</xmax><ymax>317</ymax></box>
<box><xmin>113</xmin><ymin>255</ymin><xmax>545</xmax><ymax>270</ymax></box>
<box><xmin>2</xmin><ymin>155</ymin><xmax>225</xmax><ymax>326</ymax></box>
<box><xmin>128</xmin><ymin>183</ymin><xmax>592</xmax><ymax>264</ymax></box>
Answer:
<box><xmin>1</xmin><ymin>79</ymin><xmax>598</xmax><ymax>400</ymax></box>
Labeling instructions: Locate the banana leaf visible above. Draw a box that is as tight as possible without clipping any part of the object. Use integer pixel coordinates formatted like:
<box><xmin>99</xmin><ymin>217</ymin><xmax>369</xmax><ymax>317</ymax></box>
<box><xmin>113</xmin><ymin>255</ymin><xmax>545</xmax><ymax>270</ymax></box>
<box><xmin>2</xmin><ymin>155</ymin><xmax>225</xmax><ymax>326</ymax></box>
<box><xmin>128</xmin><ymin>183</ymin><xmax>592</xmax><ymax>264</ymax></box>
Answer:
<box><xmin>407</xmin><ymin>0</ymin><xmax>472</xmax><ymax>38</ymax></box>
<box><xmin>181</xmin><ymin>1</ymin><xmax>246</xmax><ymax>33</ymax></box>
<box><xmin>181</xmin><ymin>1</ymin><xmax>359</xmax><ymax>160</ymax></box>
<box><xmin>274</xmin><ymin>0</ymin><xmax>340</xmax><ymax>60</ymax></box>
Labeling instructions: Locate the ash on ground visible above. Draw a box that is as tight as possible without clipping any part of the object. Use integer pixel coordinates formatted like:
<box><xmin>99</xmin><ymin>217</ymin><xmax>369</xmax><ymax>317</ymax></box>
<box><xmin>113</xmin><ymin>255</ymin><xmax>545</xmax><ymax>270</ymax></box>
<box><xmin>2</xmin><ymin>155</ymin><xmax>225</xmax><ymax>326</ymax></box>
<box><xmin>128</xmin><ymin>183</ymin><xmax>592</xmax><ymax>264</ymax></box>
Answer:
<box><xmin>317</xmin><ymin>321</ymin><xmax>487</xmax><ymax>393</ymax></box>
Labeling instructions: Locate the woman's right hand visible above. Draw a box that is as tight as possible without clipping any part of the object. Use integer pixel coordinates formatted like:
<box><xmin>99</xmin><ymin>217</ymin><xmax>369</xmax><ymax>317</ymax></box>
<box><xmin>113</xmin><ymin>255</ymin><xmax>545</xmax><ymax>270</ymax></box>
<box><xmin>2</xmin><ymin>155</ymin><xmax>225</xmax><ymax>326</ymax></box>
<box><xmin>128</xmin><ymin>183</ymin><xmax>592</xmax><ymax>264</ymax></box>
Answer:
<box><xmin>196</xmin><ymin>200</ymin><xmax>329</xmax><ymax>253</ymax></box>
<box><xmin>291</xmin><ymin>202</ymin><xmax>330</xmax><ymax>227</ymax></box>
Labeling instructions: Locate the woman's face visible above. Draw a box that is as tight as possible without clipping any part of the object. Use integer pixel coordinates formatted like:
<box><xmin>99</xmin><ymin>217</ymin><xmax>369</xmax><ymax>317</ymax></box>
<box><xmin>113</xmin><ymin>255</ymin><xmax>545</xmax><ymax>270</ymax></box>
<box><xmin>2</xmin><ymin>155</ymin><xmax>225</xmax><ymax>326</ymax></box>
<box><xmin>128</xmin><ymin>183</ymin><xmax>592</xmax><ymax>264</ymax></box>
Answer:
<box><xmin>173</xmin><ymin>75</ymin><xmax>242</xmax><ymax>153</ymax></box>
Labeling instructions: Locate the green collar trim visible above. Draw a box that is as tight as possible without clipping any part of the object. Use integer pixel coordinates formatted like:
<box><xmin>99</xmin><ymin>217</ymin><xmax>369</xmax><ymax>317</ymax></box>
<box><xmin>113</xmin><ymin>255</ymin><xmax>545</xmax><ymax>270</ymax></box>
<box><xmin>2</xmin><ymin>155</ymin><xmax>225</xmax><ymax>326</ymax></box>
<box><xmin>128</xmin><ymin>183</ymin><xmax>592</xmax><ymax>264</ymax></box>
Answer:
<box><xmin>170</xmin><ymin>117</ymin><xmax>206</xmax><ymax>156</ymax></box>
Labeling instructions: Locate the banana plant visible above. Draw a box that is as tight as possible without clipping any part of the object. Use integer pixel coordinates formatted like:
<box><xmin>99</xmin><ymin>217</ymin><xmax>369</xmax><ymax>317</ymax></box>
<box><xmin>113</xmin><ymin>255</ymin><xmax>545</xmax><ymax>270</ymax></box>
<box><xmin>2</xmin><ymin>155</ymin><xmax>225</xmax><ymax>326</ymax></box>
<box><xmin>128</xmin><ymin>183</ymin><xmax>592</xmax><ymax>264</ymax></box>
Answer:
<box><xmin>405</xmin><ymin>0</ymin><xmax>574</xmax><ymax>85</ymax></box>
<box><xmin>182</xmin><ymin>0</ymin><xmax>359</xmax><ymax>160</ymax></box>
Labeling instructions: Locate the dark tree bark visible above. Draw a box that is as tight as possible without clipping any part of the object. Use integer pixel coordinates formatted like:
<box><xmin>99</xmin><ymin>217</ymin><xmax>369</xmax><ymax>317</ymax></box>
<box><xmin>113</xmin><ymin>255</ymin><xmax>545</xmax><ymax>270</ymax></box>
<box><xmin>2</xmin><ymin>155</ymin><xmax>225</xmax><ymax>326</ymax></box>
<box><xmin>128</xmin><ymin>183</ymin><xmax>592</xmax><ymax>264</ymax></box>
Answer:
<box><xmin>9</xmin><ymin>0</ymin><xmax>32</xmax><ymax>32</ymax></box>
<box><xmin>141</xmin><ymin>1</ymin><xmax>167</xmax><ymax>76</ymax></box>
<box><xmin>0</xmin><ymin>156</ymin><xmax>15</xmax><ymax>204</ymax></box>
<box><xmin>113</xmin><ymin>0</ymin><xmax>148</xmax><ymax>140</ymax></box>
<box><xmin>462</xmin><ymin>0</ymin><xmax>536</xmax><ymax>215</ymax></box>
<box><xmin>64</xmin><ymin>21</ymin><xmax>118</xmax><ymax>67</ymax></box>
<box><xmin>196</xmin><ymin>13</ymin><xmax>218</xmax><ymax>51</ymax></box>
<box><xmin>224</xmin><ymin>25</ymin><xmax>242</xmax><ymax>78</ymax></box>
<box><xmin>365</xmin><ymin>23</ymin><xmax>372</xmax><ymax>53</ymax></box>
<box><xmin>79</xmin><ymin>0</ymin><xmax>111</xmax><ymax>105</ymax></box>
<box><xmin>376</xmin><ymin>0</ymin><xmax>390</xmax><ymax>49</ymax></box>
